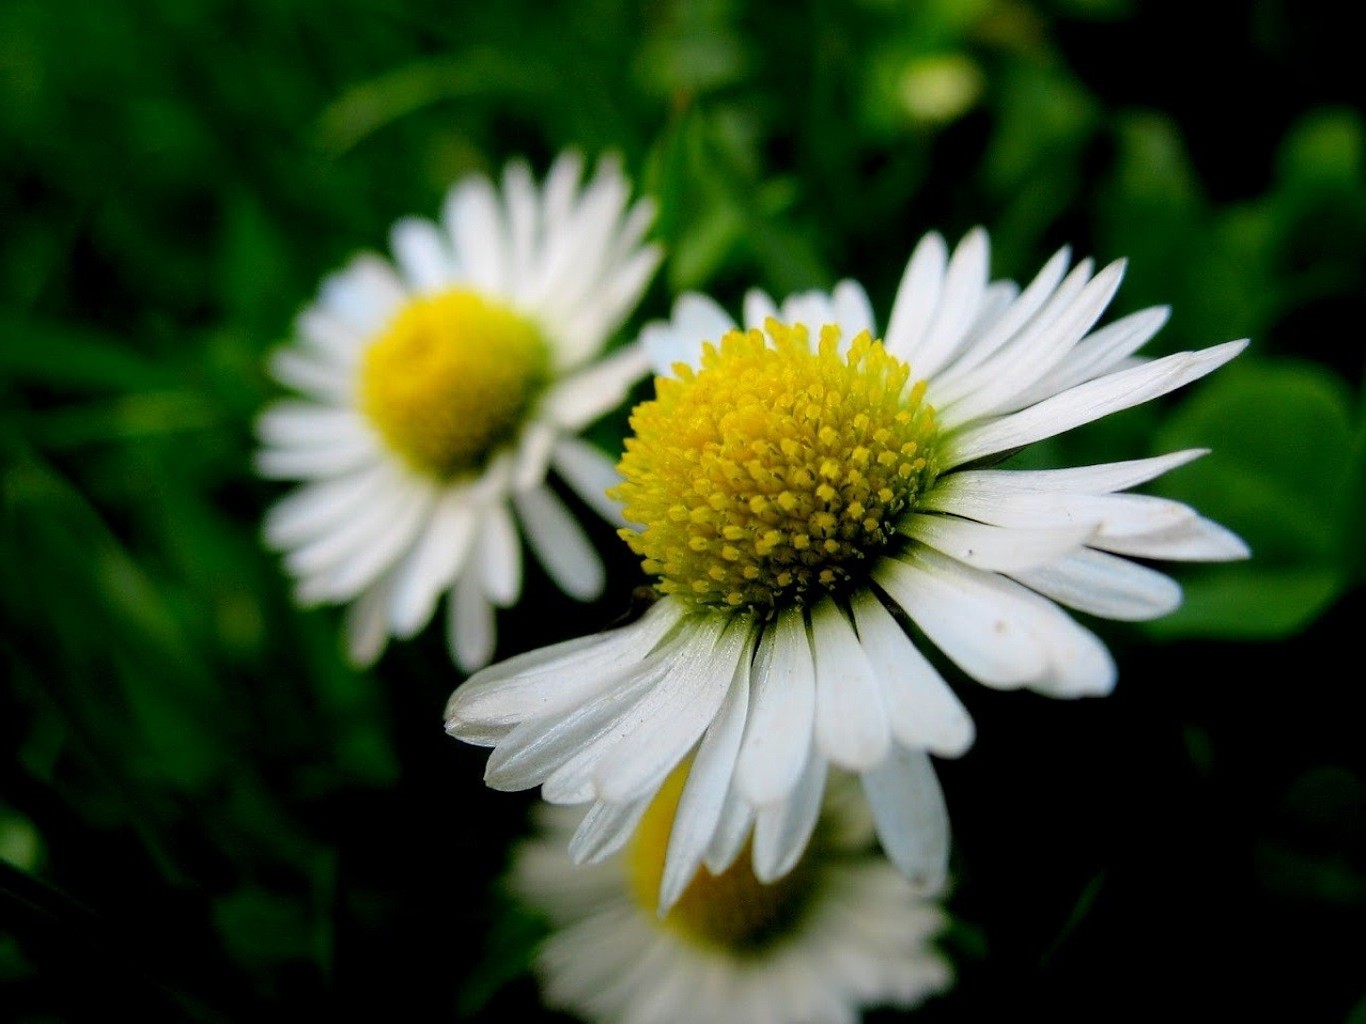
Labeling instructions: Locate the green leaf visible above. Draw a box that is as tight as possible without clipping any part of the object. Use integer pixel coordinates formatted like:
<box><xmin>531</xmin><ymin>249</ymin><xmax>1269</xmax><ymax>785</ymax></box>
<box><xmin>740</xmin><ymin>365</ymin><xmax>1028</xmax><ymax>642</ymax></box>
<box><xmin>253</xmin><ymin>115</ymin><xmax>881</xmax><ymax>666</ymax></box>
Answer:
<box><xmin>1146</xmin><ymin>358</ymin><xmax>1356</xmax><ymax>638</ymax></box>
<box><xmin>0</xmin><ymin>315</ymin><xmax>175</xmax><ymax>393</ymax></box>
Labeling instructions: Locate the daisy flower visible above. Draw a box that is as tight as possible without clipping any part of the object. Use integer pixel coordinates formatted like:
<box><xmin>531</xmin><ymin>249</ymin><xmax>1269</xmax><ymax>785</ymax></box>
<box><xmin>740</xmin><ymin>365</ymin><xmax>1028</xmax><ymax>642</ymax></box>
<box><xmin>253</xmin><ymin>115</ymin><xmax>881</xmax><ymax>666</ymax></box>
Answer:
<box><xmin>511</xmin><ymin>769</ymin><xmax>953</xmax><ymax>1024</ymax></box>
<box><xmin>256</xmin><ymin>152</ymin><xmax>661</xmax><ymax>671</ymax></box>
<box><xmin>446</xmin><ymin>228</ymin><xmax>1249</xmax><ymax>907</ymax></box>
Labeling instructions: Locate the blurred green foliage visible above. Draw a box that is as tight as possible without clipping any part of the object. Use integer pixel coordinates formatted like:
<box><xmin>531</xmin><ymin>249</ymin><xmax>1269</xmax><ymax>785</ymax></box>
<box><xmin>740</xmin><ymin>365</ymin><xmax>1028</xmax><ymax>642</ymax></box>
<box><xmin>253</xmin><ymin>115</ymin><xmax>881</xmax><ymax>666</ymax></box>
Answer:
<box><xmin>2</xmin><ymin>0</ymin><xmax>1363</xmax><ymax>1020</ymax></box>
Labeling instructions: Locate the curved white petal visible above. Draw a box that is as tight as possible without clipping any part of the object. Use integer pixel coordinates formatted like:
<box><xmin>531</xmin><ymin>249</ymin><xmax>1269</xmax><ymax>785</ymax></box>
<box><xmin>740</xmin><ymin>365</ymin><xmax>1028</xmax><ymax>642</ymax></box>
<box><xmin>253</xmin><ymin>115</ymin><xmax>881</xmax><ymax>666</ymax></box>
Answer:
<box><xmin>909</xmin><ymin>227</ymin><xmax>989</xmax><ymax>379</ymax></box>
<box><xmin>389</xmin><ymin>215</ymin><xmax>452</xmax><ymax>293</ymax></box>
<box><xmin>590</xmin><ymin>616</ymin><xmax>746</xmax><ymax>805</ymax></box>
<box><xmin>450</xmin><ymin>566</ymin><xmax>496</xmax><ymax>671</ymax></box>
<box><xmin>849</xmin><ymin>591</ymin><xmax>975</xmax><ymax>757</ymax></box>
<box><xmin>1011</xmin><ymin>548</ymin><xmax>1183</xmax><ymax>621</ymax></box>
<box><xmin>388</xmin><ymin>485</ymin><xmax>480</xmax><ymax>638</ymax></box>
<box><xmin>478</xmin><ymin>501</ymin><xmax>522</xmax><ymax>607</ymax></box>
<box><xmin>901</xmin><ymin>514</ymin><xmax>1095</xmax><ymax>573</ymax></box>
<box><xmin>811</xmin><ymin>598</ymin><xmax>891</xmax><ymax>772</ymax></box>
<box><xmin>568</xmin><ymin>797</ymin><xmax>651</xmax><ymax>866</ymax></box>
<box><xmin>1094</xmin><ymin>513</ymin><xmax>1250</xmax><ymax>562</ymax></box>
<box><xmin>943</xmin><ymin>339</ymin><xmax>1248</xmax><ymax>467</ymax></box>
<box><xmin>514</xmin><ymin>485</ymin><xmax>605</xmax><ymax>601</ymax></box>
<box><xmin>444</xmin><ymin>174</ymin><xmax>509</xmax><ymax>295</ymax></box>
<box><xmin>860</xmin><ymin>745</ymin><xmax>949</xmax><ymax>891</ymax></box>
<box><xmin>541</xmin><ymin>343</ymin><xmax>650</xmax><ymax>430</ymax></box>
<box><xmin>875</xmin><ymin>552</ymin><xmax>1048</xmax><ymax>688</ymax></box>
<box><xmin>735</xmin><ymin>610</ymin><xmax>817</xmax><ymax>808</ymax></box>
<box><xmin>445</xmin><ymin>597</ymin><xmax>688</xmax><ymax>743</ymax></box>
<box><xmin>753</xmin><ymin>754</ymin><xmax>828</xmax><ymax>883</ymax></box>
<box><xmin>932</xmin><ymin>245</ymin><xmax>1072</xmax><ymax>392</ymax></box>
<box><xmin>884</xmin><ymin>232</ymin><xmax>947</xmax><ymax>362</ymax></box>
<box><xmin>658</xmin><ymin>630</ymin><xmax>757</xmax><ymax>912</ymax></box>
<box><xmin>551</xmin><ymin>436</ymin><xmax>625</xmax><ymax>526</ymax></box>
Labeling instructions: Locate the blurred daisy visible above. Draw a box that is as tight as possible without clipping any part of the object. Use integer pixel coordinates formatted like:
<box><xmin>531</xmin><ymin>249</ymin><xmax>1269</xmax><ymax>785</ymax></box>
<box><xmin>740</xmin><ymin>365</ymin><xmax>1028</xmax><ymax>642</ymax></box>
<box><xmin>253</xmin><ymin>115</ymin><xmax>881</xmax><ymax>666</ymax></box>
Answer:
<box><xmin>512</xmin><ymin>768</ymin><xmax>953</xmax><ymax>1024</ymax></box>
<box><xmin>256</xmin><ymin>152</ymin><xmax>661</xmax><ymax>671</ymax></box>
<box><xmin>446</xmin><ymin>228</ymin><xmax>1249</xmax><ymax>906</ymax></box>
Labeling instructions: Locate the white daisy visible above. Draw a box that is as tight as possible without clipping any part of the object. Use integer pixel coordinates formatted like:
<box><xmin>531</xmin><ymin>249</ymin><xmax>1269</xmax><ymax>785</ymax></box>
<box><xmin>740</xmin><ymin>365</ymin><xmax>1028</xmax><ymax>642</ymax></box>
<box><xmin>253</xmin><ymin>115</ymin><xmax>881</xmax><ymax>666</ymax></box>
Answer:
<box><xmin>512</xmin><ymin>768</ymin><xmax>953</xmax><ymax>1024</ymax></box>
<box><xmin>256</xmin><ymin>152</ymin><xmax>662</xmax><ymax>671</ymax></box>
<box><xmin>446</xmin><ymin>227</ymin><xmax>1249</xmax><ymax>908</ymax></box>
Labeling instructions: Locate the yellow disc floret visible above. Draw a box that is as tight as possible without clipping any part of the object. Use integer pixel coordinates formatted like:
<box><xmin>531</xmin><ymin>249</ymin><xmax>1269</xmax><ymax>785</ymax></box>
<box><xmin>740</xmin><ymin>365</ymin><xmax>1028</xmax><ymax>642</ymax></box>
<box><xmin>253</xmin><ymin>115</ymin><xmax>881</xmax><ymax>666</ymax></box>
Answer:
<box><xmin>359</xmin><ymin>289</ymin><xmax>548</xmax><ymax>478</ymax></box>
<box><xmin>627</xmin><ymin>764</ymin><xmax>815</xmax><ymax>952</ymax></box>
<box><xmin>613</xmin><ymin>320</ymin><xmax>938</xmax><ymax>614</ymax></box>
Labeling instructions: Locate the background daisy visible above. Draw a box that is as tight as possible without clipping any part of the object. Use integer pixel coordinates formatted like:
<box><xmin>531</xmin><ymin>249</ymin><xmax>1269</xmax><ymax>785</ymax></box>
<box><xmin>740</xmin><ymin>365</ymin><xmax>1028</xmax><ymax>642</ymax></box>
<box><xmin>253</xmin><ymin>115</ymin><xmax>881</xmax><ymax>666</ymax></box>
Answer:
<box><xmin>446</xmin><ymin>228</ymin><xmax>1247</xmax><ymax>909</ymax></box>
<box><xmin>256</xmin><ymin>152</ymin><xmax>661</xmax><ymax>670</ymax></box>
<box><xmin>511</xmin><ymin>770</ymin><xmax>953</xmax><ymax>1024</ymax></box>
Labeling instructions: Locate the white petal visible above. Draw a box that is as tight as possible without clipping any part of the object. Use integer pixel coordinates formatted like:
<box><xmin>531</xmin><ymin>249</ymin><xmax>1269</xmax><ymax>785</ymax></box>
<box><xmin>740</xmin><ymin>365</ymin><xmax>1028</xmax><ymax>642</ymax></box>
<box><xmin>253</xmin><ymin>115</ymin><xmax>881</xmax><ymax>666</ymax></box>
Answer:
<box><xmin>884</xmin><ymin>232</ymin><xmax>947</xmax><ymax>362</ymax></box>
<box><xmin>296</xmin><ymin>307</ymin><xmax>365</xmax><ymax>361</ymax></box>
<box><xmin>256</xmin><ymin>402</ymin><xmax>363</xmax><ymax>448</ymax></box>
<box><xmin>922</xmin><ymin>478</ymin><xmax>1198</xmax><ymax>540</ymax></box>
<box><xmin>262</xmin><ymin>461</ymin><xmax>392</xmax><ymax>549</ymax></box>
<box><xmin>910</xmin><ymin>227</ymin><xmax>989</xmax><ymax>379</ymax></box>
<box><xmin>555</xmin><ymin>244</ymin><xmax>662</xmax><ymax>363</ymax></box>
<box><xmin>501</xmin><ymin>160</ymin><xmax>540</xmax><ymax>292</ymax></box>
<box><xmin>901</xmin><ymin>513</ymin><xmax>1095</xmax><ymax>572</ymax></box>
<box><xmin>343</xmin><ymin>570</ymin><xmax>397</xmax><ymax>667</ymax></box>
<box><xmin>299</xmin><ymin>481</ymin><xmax>436</xmax><ymax>602</ymax></box>
<box><xmin>541</xmin><ymin>343</ymin><xmax>650</xmax><ymax>430</ymax></box>
<box><xmin>511</xmin><ymin>420</ymin><xmax>557</xmax><ymax>492</ymax></box>
<box><xmin>267</xmin><ymin>347</ymin><xmax>352</xmax><ymax>403</ymax></box>
<box><xmin>735</xmin><ymin>610</ymin><xmax>817</xmax><ymax>807</ymax></box>
<box><xmin>1007</xmin><ymin>305</ymin><xmax>1170</xmax><ymax>409</ymax></box>
<box><xmin>444</xmin><ymin>598</ymin><xmax>688</xmax><ymax>742</ymax></box>
<box><xmin>875</xmin><ymin>552</ymin><xmax>1048</xmax><ymax>688</ymax></box>
<box><xmin>513</xmin><ymin>486</ymin><xmax>604</xmax><ymax>601</ymax></box>
<box><xmin>933</xmin><ymin>245</ymin><xmax>1072</xmax><ymax>389</ymax></box>
<box><xmin>591</xmin><ymin>616</ymin><xmax>745</xmax><ymax>804</ymax></box>
<box><xmin>946</xmin><ymin>449</ymin><xmax>1208</xmax><ymax>495</ymax></box>
<box><xmin>449</xmin><ymin>567</ymin><xmax>496</xmax><ymax>672</ymax></box>
<box><xmin>810</xmin><ymin>598</ymin><xmax>890</xmax><ymax>772</ymax></box>
<box><xmin>253</xmin><ymin>435</ymin><xmax>375</xmax><ymax>479</ymax></box>
<box><xmin>567</xmin><ymin>797</ymin><xmax>650</xmax><ymax>865</ymax></box>
<box><xmin>478</xmin><ymin>502</ymin><xmax>522</xmax><ymax>607</ymax></box>
<box><xmin>647</xmin><ymin>292</ymin><xmax>737</xmax><ymax>376</ymax></box>
<box><xmin>742</xmin><ymin>288</ymin><xmax>779</xmax><ymax>330</ymax></box>
<box><xmin>752</xmin><ymin>754</ymin><xmax>828</xmax><ymax>883</ymax></box>
<box><xmin>850</xmin><ymin>591</ymin><xmax>975</xmax><ymax>757</ymax></box>
<box><xmin>832</xmin><ymin>279</ymin><xmax>877</xmax><ymax>339</ymax></box>
<box><xmin>658</xmin><ymin>630</ymin><xmax>757</xmax><ymax>912</ymax></box>
<box><xmin>319</xmin><ymin>254</ymin><xmax>405</xmax><ymax>335</ymax></box>
<box><xmin>552</xmin><ymin>437</ymin><xmax>625</xmax><ymax>526</ymax></box>
<box><xmin>779</xmin><ymin>291</ymin><xmax>836</xmax><ymax>335</ymax></box>
<box><xmin>285</xmin><ymin>473</ymin><xmax>427</xmax><ymax>583</ymax></box>
<box><xmin>388</xmin><ymin>485</ymin><xmax>480</xmax><ymax>638</ymax></box>
<box><xmin>539</xmin><ymin>150</ymin><xmax>584</xmax><ymax>239</ymax></box>
<box><xmin>861</xmin><ymin>745</ymin><xmax>949</xmax><ymax>890</ymax></box>
<box><xmin>943</xmin><ymin>339</ymin><xmax>1248</xmax><ymax>468</ymax></box>
<box><xmin>444</xmin><ymin>174</ymin><xmax>508</xmax><ymax>294</ymax></box>
<box><xmin>389</xmin><ymin>216</ymin><xmax>451</xmax><ymax>293</ymax></box>
<box><xmin>482</xmin><ymin>623</ymin><xmax>712</xmax><ymax>792</ymax></box>
<box><xmin>1012</xmin><ymin>549</ymin><xmax>1182</xmax><ymax>621</ymax></box>
<box><xmin>1094</xmin><ymin>514</ymin><xmax>1250</xmax><ymax>562</ymax></box>
<box><xmin>702</xmin><ymin>789</ymin><xmax>754</xmax><ymax>875</ymax></box>
<box><xmin>940</xmin><ymin>258</ymin><xmax>1126</xmax><ymax>423</ymax></box>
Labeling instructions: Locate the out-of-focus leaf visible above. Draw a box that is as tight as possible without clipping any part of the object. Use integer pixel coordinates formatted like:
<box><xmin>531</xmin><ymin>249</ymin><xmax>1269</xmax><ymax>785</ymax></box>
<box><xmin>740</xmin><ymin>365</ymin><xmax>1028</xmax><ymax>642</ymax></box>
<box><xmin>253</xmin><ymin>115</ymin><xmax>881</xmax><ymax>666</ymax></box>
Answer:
<box><xmin>0</xmin><ymin>316</ymin><xmax>175</xmax><ymax>393</ymax></box>
<box><xmin>1146</xmin><ymin>359</ymin><xmax>1356</xmax><ymax>639</ymax></box>
<box><xmin>213</xmin><ymin>885</ymin><xmax>324</xmax><ymax>975</ymax></box>
<box><xmin>314</xmin><ymin>50</ymin><xmax>555</xmax><ymax>155</ymax></box>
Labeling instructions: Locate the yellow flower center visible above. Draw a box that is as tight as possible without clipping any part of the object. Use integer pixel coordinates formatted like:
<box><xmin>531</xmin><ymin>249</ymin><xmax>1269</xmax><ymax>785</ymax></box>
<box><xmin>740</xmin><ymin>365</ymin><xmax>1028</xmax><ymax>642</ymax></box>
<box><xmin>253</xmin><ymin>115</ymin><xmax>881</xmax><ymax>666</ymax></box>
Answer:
<box><xmin>627</xmin><ymin>765</ymin><xmax>815</xmax><ymax>952</ymax></box>
<box><xmin>359</xmin><ymin>289</ymin><xmax>549</xmax><ymax>478</ymax></box>
<box><xmin>612</xmin><ymin>321</ymin><xmax>938</xmax><ymax>614</ymax></box>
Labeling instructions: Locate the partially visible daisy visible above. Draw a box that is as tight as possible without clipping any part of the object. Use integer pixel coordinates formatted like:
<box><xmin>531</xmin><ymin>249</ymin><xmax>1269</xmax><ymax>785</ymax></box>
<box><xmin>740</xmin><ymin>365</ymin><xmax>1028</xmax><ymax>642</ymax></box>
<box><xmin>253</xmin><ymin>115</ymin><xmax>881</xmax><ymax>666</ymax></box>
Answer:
<box><xmin>447</xmin><ymin>228</ymin><xmax>1249</xmax><ymax>907</ymax></box>
<box><xmin>512</xmin><ymin>768</ymin><xmax>953</xmax><ymax>1024</ymax></box>
<box><xmin>256</xmin><ymin>152</ymin><xmax>661</xmax><ymax>670</ymax></box>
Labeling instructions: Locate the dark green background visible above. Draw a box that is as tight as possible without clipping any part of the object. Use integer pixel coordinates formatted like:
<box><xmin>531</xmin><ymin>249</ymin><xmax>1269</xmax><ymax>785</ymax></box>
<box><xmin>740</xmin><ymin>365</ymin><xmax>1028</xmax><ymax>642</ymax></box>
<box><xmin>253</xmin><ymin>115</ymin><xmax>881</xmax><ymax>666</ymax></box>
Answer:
<box><xmin>2</xmin><ymin>0</ymin><xmax>1363</xmax><ymax>1020</ymax></box>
